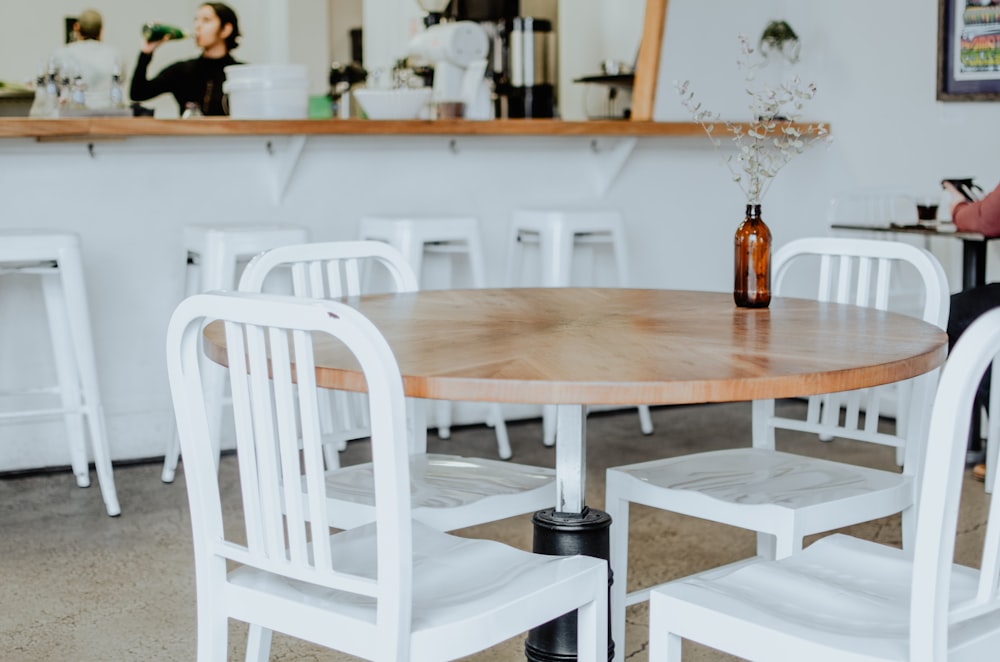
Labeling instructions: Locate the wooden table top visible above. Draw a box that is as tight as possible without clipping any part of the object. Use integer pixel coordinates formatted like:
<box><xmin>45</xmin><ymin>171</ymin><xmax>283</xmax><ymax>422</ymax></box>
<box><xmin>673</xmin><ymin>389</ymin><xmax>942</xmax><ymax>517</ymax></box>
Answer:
<box><xmin>204</xmin><ymin>288</ymin><xmax>947</xmax><ymax>406</ymax></box>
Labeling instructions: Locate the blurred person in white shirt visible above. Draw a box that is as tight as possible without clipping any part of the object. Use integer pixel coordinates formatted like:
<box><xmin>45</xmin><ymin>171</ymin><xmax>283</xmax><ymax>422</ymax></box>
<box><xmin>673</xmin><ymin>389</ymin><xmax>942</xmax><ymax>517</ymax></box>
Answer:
<box><xmin>50</xmin><ymin>9</ymin><xmax>123</xmax><ymax>110</ymax></box>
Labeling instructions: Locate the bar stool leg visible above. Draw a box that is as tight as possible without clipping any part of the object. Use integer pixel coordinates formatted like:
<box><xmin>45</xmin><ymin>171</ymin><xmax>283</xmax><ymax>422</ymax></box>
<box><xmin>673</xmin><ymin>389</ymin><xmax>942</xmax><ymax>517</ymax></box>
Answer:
<box><xmin>41</xmin><ymin>271</ymin><xmax>90</xmax><ymax>487</ymax></box>
<box><xmin>55</xmin><ymin>243</ymin><xmax>120</xmax><ymax>516</ymax></box>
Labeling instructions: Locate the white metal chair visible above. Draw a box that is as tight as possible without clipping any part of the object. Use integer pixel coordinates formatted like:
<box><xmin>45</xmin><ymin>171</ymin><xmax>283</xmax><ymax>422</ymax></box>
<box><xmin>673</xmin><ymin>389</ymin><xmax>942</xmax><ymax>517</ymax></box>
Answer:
<box><xmin>0</xmin><ymin>231</ymin><xmax>119</xmax><ymax>516</ymax></box>
<box><xmin>166</xmin><ymin>291</ymin><xmax>607</xmax><ymax>661</ymax></box>
<box><xmin>647</xmin><ymin>306</ymin><xmax>1000</xmax><ymax>662</ymax></box>
<box><xmin>358</xmin><ymin>216</ymin><xmax>511</xmax><ymax>458</ymax></box>
<box><xmin>237</xmin><ymin>240</ymin><xmax>556</xmax><ymax>531</ymax></box>
<box><xmin>161</xmin><ymin>223</ymin><xmax>310</xmax><ymax>483</ymax></box>
<box><xmin>506</xmin><ymin>209</ymin><xmax>654</xmax><ymax>446</ymax></box>
<box><xmin>605</xmin><ymin>237</ymin><xmax>949</xmax><ymax>660</ymax></box>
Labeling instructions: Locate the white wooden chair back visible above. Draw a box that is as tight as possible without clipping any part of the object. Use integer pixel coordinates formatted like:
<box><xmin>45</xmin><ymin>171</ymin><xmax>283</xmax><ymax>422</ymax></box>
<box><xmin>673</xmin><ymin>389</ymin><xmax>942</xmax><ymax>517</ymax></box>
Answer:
<box><xmin>755</xmin><ymin>237</ymin><xmax>949</xmax><ymax>469</ymax></box>
<box><xmin>238</xmin><ymin>239</ymin><xmax>419</xmax><ymax>297</ymax></box>
<box><xmin>238</xmin><ymin>240</ymin><xmax>420</xmax><ymax>465</ymax></box>
<box><xmin>167</xmin><ymin>292</ymin><xmax>414</xmax><ymax>654</ymax></box>
<box><xmin>912</xmin><ymin>306</ymin><xmax>1000</xmax><ymax>657</ymax></box>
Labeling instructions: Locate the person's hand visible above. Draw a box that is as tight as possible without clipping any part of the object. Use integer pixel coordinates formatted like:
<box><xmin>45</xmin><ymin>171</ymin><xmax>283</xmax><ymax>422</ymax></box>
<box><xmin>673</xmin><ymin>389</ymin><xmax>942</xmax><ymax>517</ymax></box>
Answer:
<box><xmin>943</xmin><ymin>181</ymin><xmax>969</xmax><ymax>217</ymax></box>
<box><xmin>140</xmin><ymin>34</ymin><xmax>172</xmax><ymax>55</ymax></box>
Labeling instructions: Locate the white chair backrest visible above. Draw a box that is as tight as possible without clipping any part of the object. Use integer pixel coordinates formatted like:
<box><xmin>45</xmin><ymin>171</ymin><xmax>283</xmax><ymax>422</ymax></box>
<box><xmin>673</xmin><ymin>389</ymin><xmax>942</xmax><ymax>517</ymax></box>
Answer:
<box><xmin>758</xmin><ymin>237</ymin><xmax>949</xmax><ymax>460</ymax></box>
<box><xmin>166</xmin><ymin>292</ymin><xmax>414</xmax><ymax>652</ymax></box>
<box><xmin>773</xmin><ymin>236</ymin><xmax>949</xmax><ymax>328</ymax></box>
<box><xmin>827</xmin><ymin>188</ymin><xmax>918</xmax><ymax>225</ymax></box>
<box><xmin>238</xmin><ymin>240</ymin><xmax>419</xmax><ymax>297</ymax></box>
<box><xmin>911</xmin><ymin>307</ymin><xmax>1000</xmax><ymax>658</ymax></box>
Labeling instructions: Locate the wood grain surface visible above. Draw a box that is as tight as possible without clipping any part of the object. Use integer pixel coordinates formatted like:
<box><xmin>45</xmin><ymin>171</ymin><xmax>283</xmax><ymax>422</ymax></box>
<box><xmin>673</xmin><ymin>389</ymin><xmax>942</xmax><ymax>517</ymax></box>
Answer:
<box><xmin>1</xmin><ymin>117</ymin><xmax>828</xmax><ymax>140</ymax></box>
<box><xmin>203</xmin><ymin>288</ymin><xmax>947</xmax><ymax>407</ymax></box>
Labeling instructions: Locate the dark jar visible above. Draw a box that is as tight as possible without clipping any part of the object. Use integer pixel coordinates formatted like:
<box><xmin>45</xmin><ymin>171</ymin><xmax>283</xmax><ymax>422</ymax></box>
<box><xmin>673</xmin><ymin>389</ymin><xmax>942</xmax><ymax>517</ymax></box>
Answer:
<box><xmin>733</xmin><ymin>203</ymin><xmax>771</xmax><ymax>308</ymax></box>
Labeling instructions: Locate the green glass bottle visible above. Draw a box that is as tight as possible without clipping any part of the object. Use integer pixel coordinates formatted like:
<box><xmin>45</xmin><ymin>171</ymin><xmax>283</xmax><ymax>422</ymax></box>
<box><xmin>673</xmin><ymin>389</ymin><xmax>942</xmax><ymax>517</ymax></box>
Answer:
<box><xmin>142</xmin><ymin>23</ymin><xmax>187</xmax><ymax>42</ymax></box>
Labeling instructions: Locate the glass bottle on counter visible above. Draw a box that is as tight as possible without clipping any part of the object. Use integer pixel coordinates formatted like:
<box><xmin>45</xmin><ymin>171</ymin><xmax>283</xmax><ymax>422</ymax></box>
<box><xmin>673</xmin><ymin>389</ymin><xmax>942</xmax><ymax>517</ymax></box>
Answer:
<box><xmin>109</xmin><ymin>63</ymin><xmax>126</xmax><ymax>109</ymax></box>
<box><xmin>29</xmin><ymin>62</ymin><xmax>55</xmax><ymax>118</ymax></box>
<box><xmin>142</xmin><ymin>23</ymin><xmax>187</xmax><ymax>42</ymax></box>
<box><xmin>69</xmin><ymin>76</ymin><xmax>87</xmax><ymax>110</ymax></box>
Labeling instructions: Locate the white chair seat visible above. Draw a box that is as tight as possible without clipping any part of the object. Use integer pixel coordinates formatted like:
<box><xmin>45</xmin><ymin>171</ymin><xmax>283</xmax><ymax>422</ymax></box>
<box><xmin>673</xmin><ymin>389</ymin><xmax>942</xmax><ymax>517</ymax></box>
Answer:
<box><xmin>651</xmin><ymin>534</ymin><xmax>994</xmax><ymax>662</ymax></box>
<box><xmin>227</xmin><ymin>520</ymin><xmax>604</xmax><ymax>660</ymax></box>
<box><xmin>610</xmin><ymin>449</ymin><xmax>910</xmax><ymax>559</ymax></box>
<box><xmin>316</xmin><ymin>453</ymin><xmax>555</xmax><ymax>530</ymax></box>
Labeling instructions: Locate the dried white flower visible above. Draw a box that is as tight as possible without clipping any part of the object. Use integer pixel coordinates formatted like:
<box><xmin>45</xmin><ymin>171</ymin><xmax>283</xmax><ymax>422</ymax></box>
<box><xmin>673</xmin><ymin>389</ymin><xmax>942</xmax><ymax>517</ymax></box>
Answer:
<box><xmin>675</xmin><ymin>34</ymin><xmax>830</xmax><ymax>205</ymax></box>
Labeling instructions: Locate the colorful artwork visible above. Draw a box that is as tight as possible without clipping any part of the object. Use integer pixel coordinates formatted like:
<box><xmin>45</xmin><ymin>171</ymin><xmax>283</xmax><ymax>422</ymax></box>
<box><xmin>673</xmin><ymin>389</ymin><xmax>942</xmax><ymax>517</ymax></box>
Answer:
<box><xmin>939</xmin><ymin>0</ymin><xmax>1000</xmax><ymax>99</ymax></box>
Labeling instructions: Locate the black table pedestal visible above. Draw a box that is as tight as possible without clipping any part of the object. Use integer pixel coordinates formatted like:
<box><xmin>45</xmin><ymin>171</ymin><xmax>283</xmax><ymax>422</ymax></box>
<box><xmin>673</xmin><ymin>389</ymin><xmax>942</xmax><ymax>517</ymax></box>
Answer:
<box><xmin>525</xmin><ymin>507</ymin><xmax>613</xmax><ymax>662</ymax></box>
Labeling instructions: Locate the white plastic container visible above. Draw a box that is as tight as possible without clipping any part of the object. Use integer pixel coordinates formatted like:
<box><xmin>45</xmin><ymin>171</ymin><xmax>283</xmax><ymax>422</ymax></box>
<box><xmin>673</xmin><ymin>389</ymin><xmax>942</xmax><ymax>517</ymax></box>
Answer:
<box><xmin>352</xmin><ymin>87</ymin><xmax>432</xmax><ymax>120</ymax></box>
<box><xmin>222</xmin><ymin>64</ymin><xmax>308</xmax><ymax>119</ymax></box>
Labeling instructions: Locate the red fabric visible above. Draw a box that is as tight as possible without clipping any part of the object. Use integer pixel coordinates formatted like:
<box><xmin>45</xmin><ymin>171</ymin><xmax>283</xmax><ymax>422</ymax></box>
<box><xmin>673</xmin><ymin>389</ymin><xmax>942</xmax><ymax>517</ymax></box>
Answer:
<box><xmin>953</xmin><ymin>184</ymin><xmax>1000</xmax><ymax>237</ymax></box>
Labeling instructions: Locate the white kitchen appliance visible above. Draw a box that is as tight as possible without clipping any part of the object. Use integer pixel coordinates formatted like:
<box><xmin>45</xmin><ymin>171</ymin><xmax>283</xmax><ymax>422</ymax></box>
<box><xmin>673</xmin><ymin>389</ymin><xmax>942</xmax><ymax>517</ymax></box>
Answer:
<box><xmin>407</xmin><ymin>21</ymin><xmax>492</xmax><ymax>119</ymax></box>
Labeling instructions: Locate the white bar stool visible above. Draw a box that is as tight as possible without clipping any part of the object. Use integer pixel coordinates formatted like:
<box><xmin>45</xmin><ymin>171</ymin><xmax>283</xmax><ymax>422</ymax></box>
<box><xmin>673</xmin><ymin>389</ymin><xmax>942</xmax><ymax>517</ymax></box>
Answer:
<box><xmin>0</xmin><ymin>231</ymin><xmax>120</xmax><ymax>516</ymax></box>
<box><xmin>506</xmin><ymin>209</ymin><xmax>654</xmax><ymax>445</ymax></box>
<box><xmin>359</xmin><ymin>216</ymin><xmax>512</xmax><ymax>459</ymax></box>
<box><xmin>161</xmin><ymin>224</ymin><xmax>310</xmax><ymax>483</ymax></box>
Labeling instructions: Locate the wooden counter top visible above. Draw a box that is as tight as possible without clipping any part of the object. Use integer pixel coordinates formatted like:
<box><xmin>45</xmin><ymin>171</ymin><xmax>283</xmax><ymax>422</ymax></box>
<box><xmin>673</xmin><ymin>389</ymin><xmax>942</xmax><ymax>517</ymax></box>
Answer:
<box><xmin>0</xmin><ymin>117</ymin><xmax>829</xmax><ymax>140</ymax></box>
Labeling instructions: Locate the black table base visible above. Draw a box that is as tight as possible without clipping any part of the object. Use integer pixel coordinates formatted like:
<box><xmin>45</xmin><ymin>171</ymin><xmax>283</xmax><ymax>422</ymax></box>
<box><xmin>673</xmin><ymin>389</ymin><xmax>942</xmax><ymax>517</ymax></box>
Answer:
<box><xmin>525</xmin><ymin>507</ymin><xmax>614</xmax><ymax>662</ymax></box>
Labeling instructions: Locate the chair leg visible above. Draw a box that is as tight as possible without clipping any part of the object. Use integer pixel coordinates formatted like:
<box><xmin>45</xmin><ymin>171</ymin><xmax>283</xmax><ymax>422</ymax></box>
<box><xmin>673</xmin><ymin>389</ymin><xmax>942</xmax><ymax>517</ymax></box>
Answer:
<box><xmin>41</xmin><ymin>272</ymin><xmax>89</xmax><ymax>487</ymax></box>
<box><xmin>488</xmin><ymin>403</ymin><xmax>513</xmax><ymax>459</ymax></box>
<box><xmin>196</xmin><ymin>610</ymin><xmax>229</xmax><ymax>662</ymax></box>
<box><xmin>606</xmin><ymin>488</ymin><xmax>630</xmax><ymax>662</ymax></box>
<box><xmin>638</xmin><ymin>405</ymin><xmax>653</xmax><ymax>435</ymax></box>
<box><xmin>542</xmin><ymin>405</ymin><xmax>557</xmax><ymax>447</ymax></box>
<box><xmin>162</xmin><ymin>432</ymin><xmax>181</xmax><ymax>483</ymax></box>
<box><xmin>84</xmin><ymin>403</ymin><xmax>121</xmax><ymax>516</ymax></box>
<box><xmin>577</xmin><ymin>581</ymin><xmax>607</xmax><ymax>662</ymax></box>
<box><xmin>245</xmin><ymin>625</ymin><xmax>272</xmax><ymax>662</ymax></box>
<box><xmin>650</xmin><ymin>624</ymin><xmax>683</xmax><ymax>662</ymax></box>
<box><xmin>436</xmin><ymin>400</ymin><xmax>452</xmax><ymax>439</ymax></box>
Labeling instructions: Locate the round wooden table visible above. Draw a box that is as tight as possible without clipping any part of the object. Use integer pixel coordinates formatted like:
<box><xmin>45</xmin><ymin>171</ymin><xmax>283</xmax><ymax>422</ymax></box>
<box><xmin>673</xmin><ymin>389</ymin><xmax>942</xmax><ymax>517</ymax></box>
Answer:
<box><xmin>206</xmin><ymin>287</ymin><xmax>947</xmax><ymax>513</ymax></box>
<box><xmin>205</xmin><ymin>287</ymin><xmax>947</xmax><ymax>661</ymax></box>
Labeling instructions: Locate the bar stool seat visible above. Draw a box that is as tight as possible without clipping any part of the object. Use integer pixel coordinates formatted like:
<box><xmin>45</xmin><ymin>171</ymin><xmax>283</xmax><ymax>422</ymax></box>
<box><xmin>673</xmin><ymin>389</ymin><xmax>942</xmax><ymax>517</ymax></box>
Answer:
<box><xmin>506</xmin><ymin>209</ymin><xmax>654</xmax><ymax>445</ymax></box>
<box><xmin>161</xmin><ymin>224</ymin><xmax>310</xmax><ymax>483</ymax></box>
<box><xmin>359</xmin><ymin>216</ymin><xmax>511</xmax><ymax>459</ymax></box>
<box><xmin>0</xmin><ymin>230</ymin><xmax>120</xmax><ymax>516</ymax></box>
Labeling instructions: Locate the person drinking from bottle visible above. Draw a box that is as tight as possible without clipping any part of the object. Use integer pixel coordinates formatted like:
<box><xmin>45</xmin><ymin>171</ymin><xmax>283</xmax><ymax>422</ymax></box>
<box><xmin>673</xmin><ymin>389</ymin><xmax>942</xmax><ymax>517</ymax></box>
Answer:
<box><xmin>129</xmin><ymin>2</ymin><xmax>241</xmax><ymax>116</ymax></box>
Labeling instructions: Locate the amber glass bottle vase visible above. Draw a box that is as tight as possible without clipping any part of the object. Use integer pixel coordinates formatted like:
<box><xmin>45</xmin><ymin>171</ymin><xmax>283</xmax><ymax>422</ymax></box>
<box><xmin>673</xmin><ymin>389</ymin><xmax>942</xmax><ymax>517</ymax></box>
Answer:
<box><xmin>733</xmin><ymin>204</ymin><xmax>772</xmax><ymax>308</ymax></box>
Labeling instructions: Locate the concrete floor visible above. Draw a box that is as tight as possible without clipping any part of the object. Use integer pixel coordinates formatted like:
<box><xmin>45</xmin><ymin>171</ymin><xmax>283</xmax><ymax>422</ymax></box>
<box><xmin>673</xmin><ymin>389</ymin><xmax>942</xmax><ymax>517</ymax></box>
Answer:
<box><xmin>0</xmin><ymin>401</ymin><xmax>989</xmax><ymax>661</ymax></box>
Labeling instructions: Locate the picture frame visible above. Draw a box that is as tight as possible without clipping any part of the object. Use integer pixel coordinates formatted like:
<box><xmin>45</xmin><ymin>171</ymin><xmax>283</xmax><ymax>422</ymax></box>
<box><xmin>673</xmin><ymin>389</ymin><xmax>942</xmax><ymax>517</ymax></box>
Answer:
<box><xmin>937</xmin><ymin>0</ymin><xmax>1000</xmax><ymax>100</ymax></box>
<box><xmin>65</xmin><ymin>16</ymin><xmax>78</xmax><ymax>44</ymax></box>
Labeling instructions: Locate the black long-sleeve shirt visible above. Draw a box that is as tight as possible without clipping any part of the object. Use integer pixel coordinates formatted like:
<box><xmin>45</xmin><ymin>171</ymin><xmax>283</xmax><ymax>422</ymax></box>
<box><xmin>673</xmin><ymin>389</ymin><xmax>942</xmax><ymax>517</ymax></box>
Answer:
<box><xmin>130</xmin><ymin>51</ymin><xmax>240</xmax><ymax>116</ymax></box>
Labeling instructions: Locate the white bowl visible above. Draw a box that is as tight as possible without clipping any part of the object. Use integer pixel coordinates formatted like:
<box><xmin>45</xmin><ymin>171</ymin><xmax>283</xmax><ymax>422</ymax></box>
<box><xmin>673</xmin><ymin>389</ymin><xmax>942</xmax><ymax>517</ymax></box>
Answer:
<box><xmin>353</xmin><ymin>87</ymin><xmax>432</xmax><ymax>120</ymax></box>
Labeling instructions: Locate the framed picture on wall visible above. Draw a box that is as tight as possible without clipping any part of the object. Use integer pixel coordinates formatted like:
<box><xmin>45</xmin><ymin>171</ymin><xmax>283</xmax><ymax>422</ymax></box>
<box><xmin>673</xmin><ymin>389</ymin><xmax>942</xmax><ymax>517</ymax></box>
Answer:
<box><xmin>938</xmin><ymin>0</ymin><xmax>1000</xmax><ymax>100</ymax></box>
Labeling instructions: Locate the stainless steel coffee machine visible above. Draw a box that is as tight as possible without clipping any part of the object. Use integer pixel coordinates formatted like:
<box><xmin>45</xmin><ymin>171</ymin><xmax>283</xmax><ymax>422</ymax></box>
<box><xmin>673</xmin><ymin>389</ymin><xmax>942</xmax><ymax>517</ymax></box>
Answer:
<box><xmin>501</xmin><ymin>16</ymin><xmax>556</xmax><ymax>118</ymax></box>
<box><xmin>453</xmin><ymin>0</ymin><xmax>557</xmax><ymax>118</ymax></box>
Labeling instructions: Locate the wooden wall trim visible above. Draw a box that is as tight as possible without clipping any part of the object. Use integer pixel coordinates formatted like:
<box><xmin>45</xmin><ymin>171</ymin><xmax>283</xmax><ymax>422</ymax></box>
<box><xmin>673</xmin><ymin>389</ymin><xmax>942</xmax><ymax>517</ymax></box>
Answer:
<box><xmin>631</xmin><ymin>0</ymin><xmax>668</xmax><ymax>121</ymax></box>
